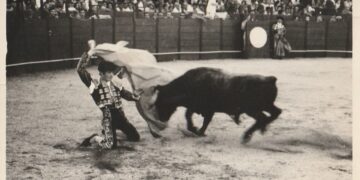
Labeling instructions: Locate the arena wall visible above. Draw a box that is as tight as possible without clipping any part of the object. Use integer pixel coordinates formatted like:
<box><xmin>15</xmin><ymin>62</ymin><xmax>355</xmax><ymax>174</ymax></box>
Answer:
<box><xmin>6</xmin><ymin>15</ymin><xmax>352</xmax><ymax>74</ymax></box>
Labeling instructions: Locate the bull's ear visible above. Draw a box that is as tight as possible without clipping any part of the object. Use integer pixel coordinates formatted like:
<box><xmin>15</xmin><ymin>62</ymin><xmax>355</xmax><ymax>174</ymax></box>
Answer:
<box><xmin>267</xmin><ymin>76</ymin><xmax>277</xmax><ymax>84</ymax></box>
<box><xmin>154</xmin><ymin>85</ymin><xmax>163</xmax><ymax>91</ymax></box>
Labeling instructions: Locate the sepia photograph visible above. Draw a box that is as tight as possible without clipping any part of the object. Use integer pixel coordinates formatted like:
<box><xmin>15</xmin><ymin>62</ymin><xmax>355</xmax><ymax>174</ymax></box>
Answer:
<box><xmin>5</xmin><ymin>0</ymin><xmax>354</xmax><ymax>179</ymax></box>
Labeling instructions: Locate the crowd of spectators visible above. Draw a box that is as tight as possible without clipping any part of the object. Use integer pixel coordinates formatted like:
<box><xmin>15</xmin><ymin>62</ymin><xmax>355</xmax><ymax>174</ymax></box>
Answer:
<box><xmin>7</xmin><ymin>0</ymin><xmax>352</xmax><ymax>21</ymax></box>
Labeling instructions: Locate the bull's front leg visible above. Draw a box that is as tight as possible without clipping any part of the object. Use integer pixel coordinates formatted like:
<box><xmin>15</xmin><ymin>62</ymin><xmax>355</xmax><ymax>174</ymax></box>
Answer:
<box><xmin>261</xmin><ymin>105</ymin><xmax>282</xmax><ymax>133</ymax></box>
<box><xmin>242</xmin><ymin>111</ymin><xmax>267</xmax><ymax>144</ymax></box>
<box><xmin>197</xmin><ymin>112</ymin><xmax>215</xmax><ymax>136</ymax></box>
<box><xmin>185</xmin><ymin>109</ymin><xmax>198</xmax><ymax>133</ymax></box>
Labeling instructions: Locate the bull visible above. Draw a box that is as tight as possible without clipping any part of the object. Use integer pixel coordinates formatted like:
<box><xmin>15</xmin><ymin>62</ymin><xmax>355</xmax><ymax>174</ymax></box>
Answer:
<box><xmin>154</xmin><ymin>67</ymin><xmax>282</xmax><ymax>143</ymax></box>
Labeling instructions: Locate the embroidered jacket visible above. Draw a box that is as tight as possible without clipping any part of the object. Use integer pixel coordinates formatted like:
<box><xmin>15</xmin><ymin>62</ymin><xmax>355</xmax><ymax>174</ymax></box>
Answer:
<box><xmin>76</xmin><ymin>53</ymin><xmax>136</xmax><ymax>109</ymax></box>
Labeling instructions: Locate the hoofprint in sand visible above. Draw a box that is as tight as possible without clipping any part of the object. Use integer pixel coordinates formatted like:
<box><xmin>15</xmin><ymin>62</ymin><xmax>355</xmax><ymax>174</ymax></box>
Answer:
<box><xmin>7</xmin><ymin>58</ymin><xmax>351</xmax><ymax>179</ymax></box>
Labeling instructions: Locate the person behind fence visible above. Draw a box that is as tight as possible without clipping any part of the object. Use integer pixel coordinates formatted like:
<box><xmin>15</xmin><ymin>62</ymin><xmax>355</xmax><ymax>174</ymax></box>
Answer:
<box><xmin>77</xmin><ymin>52</ymin><xmax>141</xmax><ymax>150</ymax></box>
<box><xmin>272</xmin><ymin>16</ymin><xmax>291</xmax><ymax>59</ymax></box>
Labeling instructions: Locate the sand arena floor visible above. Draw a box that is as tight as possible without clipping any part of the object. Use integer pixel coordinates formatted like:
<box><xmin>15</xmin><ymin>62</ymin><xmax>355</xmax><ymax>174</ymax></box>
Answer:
<box><xmin>6</xmin><ymin>58</ymin><xmax>352</xmax><ymax>179</ymax></box>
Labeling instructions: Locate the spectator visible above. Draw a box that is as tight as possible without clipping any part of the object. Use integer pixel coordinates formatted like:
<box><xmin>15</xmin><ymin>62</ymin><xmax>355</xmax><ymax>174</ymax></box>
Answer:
<box><xmin>182</xmin><ymin>0</ymin><xmax>194</xmax><ymax>15</ymax></box>
<box><xmin>272</xmin><ymin>16</ymin><xmax>291</xmax><ymax>59</ymax></box>
<box><xmin>205</xmin><ymin>0</ymin><xmax>217</xmax><ymax>19</ymax></box>
<box><xmin>192</xmin><ymin>4</ymin><xmax>206</xmax><ymax>20</ymax></box>
<box><xmin>257</xmin><ymin>0</ymin><xmax>265</xmax><ymax>15</ymax></box>
<box><xmin>264</xmin><ymin>0</ymin><xmax>274</xmax><ymax>15</ymax></box>
<box><xmin>341</xmin><ymin>0</ymin><xmax>351</xmax><ymax>14</ymax></box>
<box><xmin>238</xmin><ymin>0</ymin><xmax>248</xmax><ymax>16</ymax></box>
<box><xmin>138</xmin><ymin>0</ymin><xmax>145</xmax><ymax>11</ymax></box>
<box><xmin>316</xmin><ymin>11</ymin><xmax>323</xmax><ymax>22</ymax></box>
<box><xmin>172</xmin><ymin>0</ymin><xmax>182</xmax><ymax>13</ymax></box>
<box><xmin>303</xmin><ymin>4</ymin><xmax>315</xmax><ymax>21</ymax></box>
<box><xmin>216</xmin><ymin>0</ymin><xmax>225</xmax><ymax>12</ymax></box>
<box><xmin>323</xmin><ymin>0</ymin><xmax>336</xmax><ymax>15</ymax></box>
<box><xmin>145</xmin><ymin>0</ymin><xmax>155</xmax><ymax>12</ymax></box>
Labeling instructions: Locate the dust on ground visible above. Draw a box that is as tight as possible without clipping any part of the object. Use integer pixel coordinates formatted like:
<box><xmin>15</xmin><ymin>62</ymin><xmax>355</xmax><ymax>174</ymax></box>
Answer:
<box><xmin>6</xmin><ymin>58</ymin><xmax>352</xmax><ymax>179</ymax></box>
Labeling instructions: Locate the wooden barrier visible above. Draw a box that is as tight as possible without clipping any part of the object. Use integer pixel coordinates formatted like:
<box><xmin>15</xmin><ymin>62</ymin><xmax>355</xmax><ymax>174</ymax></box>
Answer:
<box><xmin>135</xmin><ymin>18</ymin><xmax>156</xmax><ymax>52</ymax></box>
<box><xmin>49</xmin><ymin>19</ymin><xmax>71</xmax><ymax>60</ymax></box>
<box><xmin>201</xmin><ymin>19</ymin><xmax>221</xmax><ymax>59</ymax></box>
<box><xmin>94</xmin><ymin>19</ymin><xmax>113</xmax><ymax>44</ymax></box>
<box><xmin>23</xmin><ymin>20</ymin><xmax>48</xmax><ymax>62</ymax></box>
<box><xmin>246</xmin><ymin>19</ymin><xmax>352</xmax><ymax>58</ymax></box>
<box><xmin>72</xmin><ymin>19</ymin><xmax>92</xmax><ymax>57</ymax></box>
<box><xmin>6</xmin><ymin>15</ymin><xmax>352</xmax><ymax>67</ymax></box>
<box><xmin>285</xmin><ymin>21</ymin><xmax>306</xmax><ymax>57</ymax></box>
<box><xmin>221</xmin><ymin>19</ymin><xmax>242</xmax><ymax>58</ymax></box>
<box><xmin>306</xmin><ymin>21</ymin><xmax>326</xmax><ymax>57</ymax></box>
<box><xmin>180</xmin><ymin>19</ymin><xmax>201</xmax><ymax>60</ymax></box>
<box><xmin>115</xmin><ymin>17</ymin><xmax>134</xmax><ymax>47</ymax></box>
<box><xmin>157</xmin><ymin>18</ymin><xmax>179</xmax><ymax>61</ymax></box>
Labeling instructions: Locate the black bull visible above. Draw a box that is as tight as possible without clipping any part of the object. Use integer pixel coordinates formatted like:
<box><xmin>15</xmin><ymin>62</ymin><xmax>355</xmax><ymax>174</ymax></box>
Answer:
<box><xmin>155</xmin><ymin>67</ymin><xmax>282</xmax><ymax>143</ymax></box>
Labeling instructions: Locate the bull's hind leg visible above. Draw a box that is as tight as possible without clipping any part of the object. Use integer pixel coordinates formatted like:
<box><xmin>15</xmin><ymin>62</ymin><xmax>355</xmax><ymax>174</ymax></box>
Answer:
<box><xmin>197</xmin><ymin>112</ymin><xmax>215</xmax><ymax>136</ymax></box>
<box><xmin>242</xmin><ymin>111</ymin><xmax>267</xmax><ymax>144</ymax></box>
<box><xmin>185</xmin><ymin>109</ymin><xmax>198</xmax><ymax>133</ymax></box>
<box><xmin>261</xmin><ymin>105</ymin><xmax>282</xmax><ymax>133</ymax></box>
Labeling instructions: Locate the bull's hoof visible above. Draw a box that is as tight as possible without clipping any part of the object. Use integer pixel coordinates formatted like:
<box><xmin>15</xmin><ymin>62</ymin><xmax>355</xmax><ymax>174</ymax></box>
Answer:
<box><xmin>234</xmin><ymin>119</ymin><xmax>241</xmax><ymax>125</ymax></box>
<box><xmin>196</xmin><ymin>130</ymin><xmax>207</xmax><ymax>137</ymax></box>
<box><xmin>260</xmin><ymin>126</ymin><xmax>268</xmax><ymax>135</ymax></box>
<box><xmin>242</xmin><ymin>134</ymin><xmax>252</xmax><ymax>144</ymax></box>
<box><xmin>187</xmin><ymin>127</ymin><xmax>199</xmax><ymax>134</ymax></box>
<box><xmin>197</xmin><ymin>132</ymin><xmax>206</xmax><ymax>137</ymax></box>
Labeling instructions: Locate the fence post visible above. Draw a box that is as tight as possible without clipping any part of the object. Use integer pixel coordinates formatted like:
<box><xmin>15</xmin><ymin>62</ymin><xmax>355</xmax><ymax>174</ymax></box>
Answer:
<box><xmin>132</xmin><ymin>13</ymin><xmax>136</xmax><ymax>48</ymax></box>
<box><xmin>91</xmin><ymin>18</ymin><xmax>95</xmax><ymax>39</ymax></box>
<box><xmin>220</xmin><ymin>19</ymin><xmax>224</xmax><ymax>59</ymax></box>
<box><xmin>177</xmin><ymin>17</ymin><xmax>181</xmax><ymax>60</ymax></box>
<box><xmin>65</xmin><ymin>0</ymin><xmax>69</xmax><ymax>16</ymax></box>
<box><xmin>69</xmin><ymin>17</ymin><xmax>74</xmax><ymax>58</ymax></box>
<box><xmin>40</xmin><ymin>0</ymin><xmax>45</xmax><ymax>18</ymax></box>
<box><xmin>112</xmin><ymin>0</ymin><xmax>116</xmax><ymax>43</ymax></box>
<box><xmin>304</xmin><ymin>21</ymin><xmax>308</xmax><ymax>58</ymax></box>
<box><xmin>199</xmin><ymin>20</ymin><xmax>203</xmax><ymax>59</ymax></box>
<box><xmin>324</xmin><ymin>19</ymin><xmax>329</xmax><ymax>57</ymax></box>
<box><xmin>346</xmin><ymin>18</ymin><xmax>352</xmax><ymax>58</ymax></box>
<box><xmin>155</xmin><ymin>18</ymin><xmax>159</xmax><ymax>53</ymax></box>
<box><xmin>46</xmin><ymin>18</ymin><xmax>51</xmax><ymax>60</ymax></box>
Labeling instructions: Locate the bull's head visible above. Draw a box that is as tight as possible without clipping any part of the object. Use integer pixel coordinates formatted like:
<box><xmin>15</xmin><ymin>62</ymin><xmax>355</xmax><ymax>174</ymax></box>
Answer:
<box><xmin>154</xmin><ymin>85</ymin><xmax>178</xmax><ymax>122</ymax></box>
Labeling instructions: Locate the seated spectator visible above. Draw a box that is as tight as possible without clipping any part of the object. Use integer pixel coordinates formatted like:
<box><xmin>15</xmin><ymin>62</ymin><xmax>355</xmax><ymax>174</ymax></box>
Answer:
<box><xmin>285</xmin><ymin>1</ymin><xmax>293</xmax><ymax>15</ymax></box>
<box><xmin>163</xmin><ymin>1</ymin><xmax>174</xmax><ymax>18</ymax></box>
<box><xmin>172</xmin><ymin>0</ymin><xmax>182</xmax><ymax>13</ymax></box>
<box><xmin>194</xmin><ymin>4</ymin><xmax>205</xmax><ymax>15</ymax></box>
<box><xmin>257</xmin><ymin>0</ymin><xmax>265</xmax><ymax>15</ymax></box>
<box><xmin>191</xmin><ymin>4</ymin><xmax>206</xmax><ymax>20</ymax></box>
<box><xmin>329</xmin><ymin>15</ymin><xmax>337</xmax><ymax>22</ymax></box>
<box><xmin>50</xmin><ymin>8</ymin><xmax>60</xmax><ymax>19</ymax></box>
<box><xmin>145</xmin><ymin>0</ymin><xmax>155</xmax><ymax>12</ymax></box>
<box><xmin>238</xmin><ymin>0</ymin><xmax>248</xmax><ymax>16</ymax></box>
<box><xmin>323</xmin><ymin>0</ymin><xmax>336</xmax><ymax>15</ymax></box>
<box><xmin>79</xmin><ymin>9</ymin><xmax>87</xmax><ymax>19</ymax></box>
<box><xmin>316</xmin><ymin>11</ymin><xmax>323</xmax><ymax>22</ymax></box>
<box><xmin>182</xmin><ymin>0</ymin><xmax>194</xmax><ymax>15</ymax></box>
<box><xmin>205</xmin><ymin>0</ymin><xmax>217</xmax><ymax>19</ymax></box>
<box><xmin>138</xmin><ymin>0</ymin><xmax>145</xmax><ymax>11</ymax></box>
<box><xmin>123</xmin><ymin>3</ymin><xmax>133</xmax><ymax>12</ymax></box>
<box><xmin>216</xmin><ymin>0</ymin><xmax>225</xmax><ymax>12</ymax></box>
<box><xmin>263</xmin><ymin>0</ymin><xmax>274</xmax><ymax>15</ymax></box>
<box><xmin>341</xmin><ymin>0</ymin><xmax>351</xmax><ymax>14</ymax></box>
<box><xmin>303</xmin><ymin>4</ymin><xmax>315</xmax><ymax>20</ymax></box>
<box><xmin>153</xmin><ymin>0</ymin><xmax>162</xmax><ymax>13</ymax></box>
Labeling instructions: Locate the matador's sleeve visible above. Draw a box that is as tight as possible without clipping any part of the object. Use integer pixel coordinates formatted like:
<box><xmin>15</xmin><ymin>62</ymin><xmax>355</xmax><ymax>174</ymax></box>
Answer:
<box><xmin>76</xmin><ymin>52</ymin><xmax>93</xmax><ymax>88</ymax></box>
